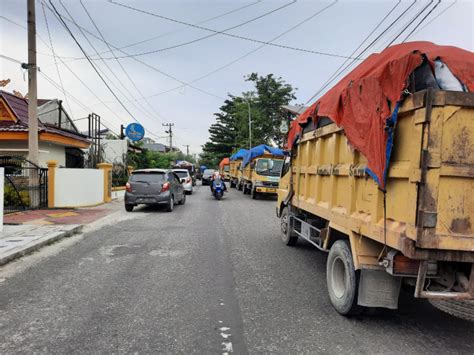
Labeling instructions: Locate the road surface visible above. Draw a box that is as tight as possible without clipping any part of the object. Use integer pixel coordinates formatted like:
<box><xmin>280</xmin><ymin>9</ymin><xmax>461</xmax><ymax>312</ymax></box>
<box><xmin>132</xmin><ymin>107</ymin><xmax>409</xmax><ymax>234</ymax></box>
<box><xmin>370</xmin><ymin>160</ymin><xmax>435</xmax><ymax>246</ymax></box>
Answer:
<box><xmin>1</xmin><ymin>184</ymin><xmax>473</xmax><ymax>354</ymax></box>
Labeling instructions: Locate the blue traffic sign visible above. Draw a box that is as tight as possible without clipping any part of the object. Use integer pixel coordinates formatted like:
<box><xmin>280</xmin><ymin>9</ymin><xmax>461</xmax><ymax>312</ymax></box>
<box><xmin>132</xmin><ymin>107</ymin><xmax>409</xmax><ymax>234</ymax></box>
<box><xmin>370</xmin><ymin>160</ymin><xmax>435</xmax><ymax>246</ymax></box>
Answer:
<box><xmin>125</xmin><ymin>123</ymin><xmax>145</xmax><ymax>141</ymax></box>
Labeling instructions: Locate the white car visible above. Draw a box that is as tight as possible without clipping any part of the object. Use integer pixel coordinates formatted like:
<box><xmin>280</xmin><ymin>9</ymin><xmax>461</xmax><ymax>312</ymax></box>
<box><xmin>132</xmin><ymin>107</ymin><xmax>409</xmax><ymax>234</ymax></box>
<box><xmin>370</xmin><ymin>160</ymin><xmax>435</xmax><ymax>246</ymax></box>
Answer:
<box><xmin>173</xmin><ymin>169</ymin><xmax>193</xmax><ymax>195</ymax></box>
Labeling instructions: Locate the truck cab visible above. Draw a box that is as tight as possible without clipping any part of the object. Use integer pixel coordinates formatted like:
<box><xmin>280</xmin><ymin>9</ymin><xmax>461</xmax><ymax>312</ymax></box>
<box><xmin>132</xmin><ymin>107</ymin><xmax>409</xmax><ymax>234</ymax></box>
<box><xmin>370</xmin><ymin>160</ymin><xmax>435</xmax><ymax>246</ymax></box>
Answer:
<box><xmin>242</xmin><ymin>155</ymin><xmax>284</xmax><ymax>199</ymax></box>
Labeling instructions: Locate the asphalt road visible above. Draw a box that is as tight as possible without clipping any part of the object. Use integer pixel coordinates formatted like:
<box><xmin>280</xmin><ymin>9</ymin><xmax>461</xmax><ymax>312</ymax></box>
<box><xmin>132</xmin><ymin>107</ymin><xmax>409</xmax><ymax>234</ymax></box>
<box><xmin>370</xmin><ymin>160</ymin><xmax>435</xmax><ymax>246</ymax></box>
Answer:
<box><xmin>1</xmin><ymin>183</ymin><xmax>473</xmax><ymax>354</ymax></box>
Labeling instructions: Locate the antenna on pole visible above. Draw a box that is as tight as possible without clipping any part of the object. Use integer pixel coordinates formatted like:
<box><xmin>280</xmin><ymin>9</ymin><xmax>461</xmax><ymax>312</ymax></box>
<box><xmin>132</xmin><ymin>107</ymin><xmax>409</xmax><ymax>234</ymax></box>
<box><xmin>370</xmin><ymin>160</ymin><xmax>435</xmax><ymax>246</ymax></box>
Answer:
<box><xmin>183</xmin><ymin>145</ymin><xmax>190</xmax><ymax>156</ymax></box>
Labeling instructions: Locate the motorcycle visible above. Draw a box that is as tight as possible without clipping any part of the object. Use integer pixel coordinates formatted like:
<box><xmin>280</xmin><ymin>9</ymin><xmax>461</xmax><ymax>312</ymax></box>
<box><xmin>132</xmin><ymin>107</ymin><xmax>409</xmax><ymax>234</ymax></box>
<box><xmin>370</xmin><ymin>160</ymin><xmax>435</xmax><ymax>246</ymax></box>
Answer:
<box><xmin>212</xmin><ymin>178</ymin><xmax>224</xmax><ymax>200</ymax></box>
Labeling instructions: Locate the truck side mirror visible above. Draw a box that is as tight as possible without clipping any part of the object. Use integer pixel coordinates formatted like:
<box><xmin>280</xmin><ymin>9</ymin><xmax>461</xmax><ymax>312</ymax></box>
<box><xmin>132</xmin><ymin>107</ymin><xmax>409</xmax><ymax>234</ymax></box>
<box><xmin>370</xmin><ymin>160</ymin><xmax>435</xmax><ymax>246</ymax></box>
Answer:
<box><xmin>250</xmin><ymin>161</ymin><xmax>255</xmax><ymax>169</ymax></box>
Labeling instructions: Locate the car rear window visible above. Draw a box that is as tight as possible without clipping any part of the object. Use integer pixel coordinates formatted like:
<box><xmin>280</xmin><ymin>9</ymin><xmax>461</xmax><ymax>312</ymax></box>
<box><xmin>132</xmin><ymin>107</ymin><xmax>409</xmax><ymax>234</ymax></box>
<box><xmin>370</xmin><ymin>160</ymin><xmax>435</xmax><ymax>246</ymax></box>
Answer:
<box><xmin>203</xmin><ymin>169</ymin><xmax>215</xmax><ymax>175</ymax></box>
<box><xmin>174</xmin><ymin>171</ymin><xmax>188</xmax><ymax>178</ymax></box>
<box><xmin>130</xmin><ymin>172</ymin><xmax>165</xmax><ymax>183</ymax></box>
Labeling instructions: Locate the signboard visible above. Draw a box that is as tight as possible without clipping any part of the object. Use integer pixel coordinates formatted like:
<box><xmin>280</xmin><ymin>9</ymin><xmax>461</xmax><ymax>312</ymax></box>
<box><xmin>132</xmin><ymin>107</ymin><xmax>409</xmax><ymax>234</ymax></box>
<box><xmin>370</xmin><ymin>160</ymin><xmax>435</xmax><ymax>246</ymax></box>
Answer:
<box><xmin>125</xmin><ymin>123</ymin><xmax>145</xmax><ymax>141</ymax></box>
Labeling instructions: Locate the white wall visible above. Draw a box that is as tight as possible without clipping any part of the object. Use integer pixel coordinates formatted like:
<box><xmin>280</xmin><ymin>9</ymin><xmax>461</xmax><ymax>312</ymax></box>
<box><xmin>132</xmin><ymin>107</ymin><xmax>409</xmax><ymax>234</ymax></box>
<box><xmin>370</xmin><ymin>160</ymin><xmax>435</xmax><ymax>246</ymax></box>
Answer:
<box><xmin>55</xmin><ymin>168</ymin><xmax>104</xmax><ymax>207</ymax></box>
<box><xmin>102</xmin><ymin>140</ymin><xmax>128</xmax><ymax>165</ymax></box>
<box><xmin>112</xmin><ymin>189</ymin><xmax>125</xmax><ymax>200</ymax></box>
<box><xmin>0</xmin><ymin>140</ymin><xmax>65</xmax><ymax>167</ymax></box>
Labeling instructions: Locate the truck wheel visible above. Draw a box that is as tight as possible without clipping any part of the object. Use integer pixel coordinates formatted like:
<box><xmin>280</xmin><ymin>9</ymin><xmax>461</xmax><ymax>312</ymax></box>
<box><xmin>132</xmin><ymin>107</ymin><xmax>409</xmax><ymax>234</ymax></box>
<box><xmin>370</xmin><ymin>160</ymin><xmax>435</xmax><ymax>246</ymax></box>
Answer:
<box><xmin>166</xmin><ymin>195</ymin><xmax>174</xmax><ymax>212</ymax></box>
<box><xmin>327</xmin><ymin>240</ymin><xmax>362</xmax><ymax>316</ymax></box>
<box><xmin>237</xmin><ymin>183</ymin><xmax>242</xmax><ymax>191</ymax></box>
<box><xmin>280</xmin><ymin>207</ymin><xmax>298</xmax><ymax>246</ymax></box>
<box><xmin>429</xmin><ymin>299</ymin><xmax>474</xmax><ymax>322</ymax></box>
<box><xmin>251</xmin><ymin>187</ymin><xmax>259</xmax><ymax>199</ymax></box>
<box><xmin>125</xmin><ymin>204</ymin><xmax>134</xmax><ymax>212</ymax></box>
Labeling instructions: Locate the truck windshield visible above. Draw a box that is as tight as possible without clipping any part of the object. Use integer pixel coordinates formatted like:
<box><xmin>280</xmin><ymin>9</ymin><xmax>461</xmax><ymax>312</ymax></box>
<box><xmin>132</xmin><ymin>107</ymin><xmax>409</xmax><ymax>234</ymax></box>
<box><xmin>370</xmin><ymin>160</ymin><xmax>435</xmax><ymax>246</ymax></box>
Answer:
<box><xmin>223</xmin><ymin>165</ymin><xmax>230</xmax><ymax>172</ymax></box>
<box><xmin>255</xmin><ymin>159</ymin><xmax>284</xmax><ymax>176</ymax></box>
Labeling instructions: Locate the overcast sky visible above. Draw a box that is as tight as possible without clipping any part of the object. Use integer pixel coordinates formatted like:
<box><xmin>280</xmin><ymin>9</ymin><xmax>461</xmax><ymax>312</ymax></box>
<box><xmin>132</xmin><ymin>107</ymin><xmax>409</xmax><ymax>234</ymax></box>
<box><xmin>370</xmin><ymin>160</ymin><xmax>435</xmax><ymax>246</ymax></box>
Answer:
<box><xmin>1</xmin><ymin>0</ymin><xmax>473</xmax><ymax>155</ymax></box>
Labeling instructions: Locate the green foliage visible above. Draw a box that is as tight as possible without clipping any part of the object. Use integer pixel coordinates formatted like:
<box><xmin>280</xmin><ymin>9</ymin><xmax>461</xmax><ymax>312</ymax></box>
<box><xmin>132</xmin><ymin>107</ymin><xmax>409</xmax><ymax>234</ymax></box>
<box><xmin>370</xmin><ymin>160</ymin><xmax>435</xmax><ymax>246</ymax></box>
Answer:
<box><xmin>128</xmin><ymin>150</ymin><xmax>196</xmax><ymax>170</ymax></box>
<box><xmin>4</xmin><ymin>184</ymin><xmax>30</xmax><ymax>207</ymax></box>
<box><xmin>202</xmin><ymin>72</ymin><xmax>296</xmax><ymax>162</ymax></box>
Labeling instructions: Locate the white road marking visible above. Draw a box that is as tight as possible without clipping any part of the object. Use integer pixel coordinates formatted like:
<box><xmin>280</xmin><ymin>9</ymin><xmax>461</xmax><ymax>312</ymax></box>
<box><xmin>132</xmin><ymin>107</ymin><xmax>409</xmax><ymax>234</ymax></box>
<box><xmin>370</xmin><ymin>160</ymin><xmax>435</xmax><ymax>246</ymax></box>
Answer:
<box><xmin>222</xmin><ymin>342</ymin><xmax>233</xmax><ymax>353</ymax></box>
<box><xmin>219</xmin><ymin>327</ymin><xmax>230</xmax><ymax>331</ymax></box>
<box><xmin>220</xmin><ymin>332</ymin><xmax>231</xmax><ymax>339</ymax></box>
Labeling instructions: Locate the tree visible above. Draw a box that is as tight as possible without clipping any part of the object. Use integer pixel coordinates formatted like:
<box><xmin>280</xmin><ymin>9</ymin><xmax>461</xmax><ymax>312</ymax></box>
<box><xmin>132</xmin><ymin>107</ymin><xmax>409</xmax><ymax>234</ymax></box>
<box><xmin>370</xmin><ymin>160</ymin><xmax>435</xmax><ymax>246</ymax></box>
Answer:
<box><xmin>202</xmin><ymin>73</ymin><xmax>296</xmax><ymax>163</ymax></box>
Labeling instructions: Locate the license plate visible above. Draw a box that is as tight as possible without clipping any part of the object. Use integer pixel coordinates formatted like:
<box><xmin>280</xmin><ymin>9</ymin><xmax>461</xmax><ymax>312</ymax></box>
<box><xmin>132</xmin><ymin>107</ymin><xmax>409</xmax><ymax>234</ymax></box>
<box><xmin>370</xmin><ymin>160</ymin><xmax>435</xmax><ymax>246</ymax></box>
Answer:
<box><xmin>138</xmin><ymin>198</ymin><xmax>154</xmax><ymax>203</ymax></box>
<box><xmin>266</xmin><ymin>188</ymin><xmax>276</xmax><ymax>193</ymax></box>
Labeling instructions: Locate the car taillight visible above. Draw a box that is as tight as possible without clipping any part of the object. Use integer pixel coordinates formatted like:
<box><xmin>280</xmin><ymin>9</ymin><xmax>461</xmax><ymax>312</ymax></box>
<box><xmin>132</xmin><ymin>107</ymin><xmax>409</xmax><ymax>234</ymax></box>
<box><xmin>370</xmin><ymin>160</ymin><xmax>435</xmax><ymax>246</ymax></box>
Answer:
<box><xmin>186</xmin><ymin>178</ymin><xmax>191</xmax><ymax>183</ymax></box>
<box><xmin>126</xmin><ymin>182</ymin><xmax>132</xmax><ymax>192</ymax></box>
<box><xmin>161</xmin><ymin>182</ymin><xmax>170</xmax><ymax>192</ymax></box>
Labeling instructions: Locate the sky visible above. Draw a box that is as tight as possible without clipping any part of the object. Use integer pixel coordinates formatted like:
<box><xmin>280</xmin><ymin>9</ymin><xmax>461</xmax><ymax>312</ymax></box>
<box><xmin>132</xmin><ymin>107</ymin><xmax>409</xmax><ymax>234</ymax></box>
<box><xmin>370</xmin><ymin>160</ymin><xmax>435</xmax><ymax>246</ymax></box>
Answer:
<box><xmin>1</xmin><ymin>0</ymin><xmax>473</xmax><ymax>155</ymax></box>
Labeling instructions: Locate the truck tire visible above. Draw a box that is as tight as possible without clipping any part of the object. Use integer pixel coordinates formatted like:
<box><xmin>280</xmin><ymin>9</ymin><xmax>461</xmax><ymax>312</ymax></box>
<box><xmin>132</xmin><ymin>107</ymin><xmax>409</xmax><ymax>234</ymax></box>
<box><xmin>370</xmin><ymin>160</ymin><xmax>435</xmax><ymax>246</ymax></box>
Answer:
<box><xmin>429</xmin><ymin>299</ymin><xmax>474</xmax><ymax>322</ymax></box>
<box><xmin>251</xmin><ymin>187</ymin><xmax>258</xmax><ymax>200</ymax></box>
<box><xmin>125</xmin><ymin>204</ymin><xmax>134</xmax><ymax>212</ymax></box>
<box><xmin>280</xmin><ymin>207</ymin><xmax>298</xmax><ymax>246</ymax></box>
<box><xmin>327</xmin><ymin>240</ymin><xmax>362</xmax><ymax>316</ymax></box>
<box><xmin>237</xmin><ymin>183</ymin><xmax>243</xmax><ymax>191</ymax></box>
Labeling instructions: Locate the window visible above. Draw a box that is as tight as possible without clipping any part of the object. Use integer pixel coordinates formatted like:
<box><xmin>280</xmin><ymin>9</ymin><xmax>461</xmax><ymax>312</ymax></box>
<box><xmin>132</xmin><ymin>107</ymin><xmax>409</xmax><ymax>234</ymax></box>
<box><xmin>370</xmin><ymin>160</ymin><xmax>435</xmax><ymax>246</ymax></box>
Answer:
<box><xmin>174</xmin><ymin>171</ymin><xmax>189</xmax><ymax>179</ymax></box>
<box><xmin>131</xmin><ymin>172</ymin><xmax>165</xmax><ymax>183</ymax></box>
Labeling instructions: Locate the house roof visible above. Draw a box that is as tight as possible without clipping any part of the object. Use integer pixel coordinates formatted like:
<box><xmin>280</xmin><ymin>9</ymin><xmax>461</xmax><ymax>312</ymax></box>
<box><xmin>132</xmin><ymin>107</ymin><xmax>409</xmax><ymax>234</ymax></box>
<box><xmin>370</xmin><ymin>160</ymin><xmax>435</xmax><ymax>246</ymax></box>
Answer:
<box><xmin>0</xmin><ymin>90</ymin><xmax>90</xmax><ymax>146</ymax></box>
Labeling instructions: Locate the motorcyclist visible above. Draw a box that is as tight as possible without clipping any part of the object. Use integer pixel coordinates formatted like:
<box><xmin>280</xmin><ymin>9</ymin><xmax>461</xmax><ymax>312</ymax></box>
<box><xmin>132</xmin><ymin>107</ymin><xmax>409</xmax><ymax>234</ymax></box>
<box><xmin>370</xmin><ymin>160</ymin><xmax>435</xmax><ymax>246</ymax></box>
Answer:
<box><xmin>210</xmin><ymin>171</ymin><xmax>227</xmax><ymax>193</ymax></box>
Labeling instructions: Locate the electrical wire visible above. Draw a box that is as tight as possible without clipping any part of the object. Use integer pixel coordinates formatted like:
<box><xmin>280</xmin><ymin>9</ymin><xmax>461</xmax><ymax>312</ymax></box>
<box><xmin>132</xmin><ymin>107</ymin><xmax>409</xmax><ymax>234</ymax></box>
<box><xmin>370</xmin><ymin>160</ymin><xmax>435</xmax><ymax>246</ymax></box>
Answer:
<box><xmin>79</xmin><ymin>0</ymin><xmax>168</xmax><ymax>125</ymax></box>
<box><xmin>0</xmin><ymin>54</ymin><xmax>23</xmax><ymax>64</ymax></box>
<box><xmin>135</xmin><ymin>1</ymin><xmax>339</xmax><ymax>101</ymax></box>
<box><xmin>40</xmin><ymin>2</ymin><xmax>74</xmax><ymax>119</ymax></box>
<box><xmin>107</xmin><ymin>0</ymin><xmax>357</xmax><ymax>60</ymax></box>
<box><xmin>43</xmin><ymin>1</ymin><xmax>225</xmax><ymax>101</ymax></box>
<box><xmin>48</xmin><ymin>0</ymin><xmax>163</xmax><ymax>140</ymax></box>
<box><xmin>58</xmin><ymin>0</ymin><xmax>162</xmax><ymax>127</ymax></box>
<box><xmin>88</xmin><ymin>0</ymin><xmax>263</xmax><ymax>58</ymax></box>
<box><xmin>402</xmin><ymin>0</ymin><xmax>442</xmax><ymax>42</ymax></box>
<box><xmin>409</xmin><ymin>0</ymin><xmax>457</xmax><ymax>38</ymax></box>
<box><xmin>385</xmin><ymin>0</ymin><xmax>434</xmax><ymax>47</ymax></box>
<box><xmin>305</xmin><ymin>0</ymin><xmax>418</xmax><ymax>104</ymax></box>
<box><xmin>304</xmin><ymin>0</ymin><xmax>402</xmax><ymax>105</ymax></box>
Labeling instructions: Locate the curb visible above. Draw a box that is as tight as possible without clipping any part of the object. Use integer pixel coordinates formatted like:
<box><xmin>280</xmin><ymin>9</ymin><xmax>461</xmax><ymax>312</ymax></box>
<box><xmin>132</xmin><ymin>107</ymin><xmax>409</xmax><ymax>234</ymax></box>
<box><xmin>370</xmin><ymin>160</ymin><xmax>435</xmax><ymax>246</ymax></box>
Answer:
<box><xmin>0</xmin><ymin>225</ymin><xmax>83</xmax><ymax>266</ymax></box>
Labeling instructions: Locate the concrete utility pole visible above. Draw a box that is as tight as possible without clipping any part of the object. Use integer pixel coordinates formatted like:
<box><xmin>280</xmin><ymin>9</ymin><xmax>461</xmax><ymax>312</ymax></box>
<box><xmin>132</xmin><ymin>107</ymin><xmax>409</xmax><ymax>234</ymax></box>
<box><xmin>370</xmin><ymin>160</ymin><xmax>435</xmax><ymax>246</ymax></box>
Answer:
<box><xmin>183</xmin><ymin>145</ymin><xmax>190</xmax><ymax>156</ymax></box>
<box><xmin>244</xmin><ymin>98</ymin><xmax>252</xmax><ymax>150</ymax></box>
<box><xmin>162</xmin><ymin>123</ymin><xmax>174</xmax><ymax>151</ymax></box>
<box><xmin>26</xmin><ymin>0</ymin><xmax>39</xmax><ymax>165</ymax></box>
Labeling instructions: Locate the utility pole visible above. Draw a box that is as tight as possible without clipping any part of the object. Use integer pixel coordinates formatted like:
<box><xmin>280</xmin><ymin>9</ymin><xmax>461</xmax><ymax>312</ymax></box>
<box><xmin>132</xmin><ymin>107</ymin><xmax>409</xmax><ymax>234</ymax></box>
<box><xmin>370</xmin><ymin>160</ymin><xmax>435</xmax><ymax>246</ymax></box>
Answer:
<box><xmin>162</xmin><ymin>123</ymin><xmax>174</xmax><ymax>151</ymax></box>
<box><xmin>244</xmin><ymin>98</ymin><xmax>252</xmax><ymax>150</ymax></box>
<box><xmin>183</xmin><ymin>145</ymin><xmax>190</xmax><ymax>156</ymax></box>
<box><xmin>26</xmin><ymin>0</ymin><xmax>39</xmax><ymax>165</ymax></box>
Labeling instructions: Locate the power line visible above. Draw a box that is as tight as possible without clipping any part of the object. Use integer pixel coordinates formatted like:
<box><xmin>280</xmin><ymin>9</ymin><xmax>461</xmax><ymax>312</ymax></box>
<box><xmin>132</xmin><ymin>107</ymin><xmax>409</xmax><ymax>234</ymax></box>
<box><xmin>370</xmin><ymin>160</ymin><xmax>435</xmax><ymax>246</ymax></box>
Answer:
<box><xmin>410</xmin><ymin>0</ymin><xmax>457</xmax><ymax>38</ymax></box>
<box><xmin>107</xmin><ymin>0</ymin><xmax>358</xmax><ymax>60</ymax></box>
<box><xmin>79</xmin><ymin>0</ymin><xmax>168</xmax><ymax>126</ymax></box>
<box><xmin>305</xmin><ymin>0</ymin><xmax>418</xmax><ymax>104</ymax></box>
<box><xmin>87</xmin><ymin>0</ymin><xmax>264</xmax><ymax>58</ymax></box>
<box><xmin>385</xmin><ymin>0</ymin><xmax>434</xmax><ymax>47</ymax></box>
<box><xmin>47</xmin><ymin>0</ymin><xmax>164</xmax><ymax>140</ymax></box>
<box><xmin>0</xmin><ymin>54</ymin><xmax>23</xmax><ymax>64</ymax></box>
<box><xmin>43</xmin><ymin>1</ymin><xmax>225</xmax><ymax>101</ymax></box>
<box><xmin>402</xmin><ymin>0</ymin><xmax>442</xmax><ymax>42</ymax></box>
<box><xmin>57</xmin><ymin>0</ymin><xmax>162</xmax><ymax>128</ymax></box>
<box><xmin>135</xmin><ymin>0</ymin><xmax>339</xmax><ymax>101</ymax></box>
<box><xmin>40</xmin><ymin>2</ymin><xmax>74</xmax><ymax>119</ymax></box>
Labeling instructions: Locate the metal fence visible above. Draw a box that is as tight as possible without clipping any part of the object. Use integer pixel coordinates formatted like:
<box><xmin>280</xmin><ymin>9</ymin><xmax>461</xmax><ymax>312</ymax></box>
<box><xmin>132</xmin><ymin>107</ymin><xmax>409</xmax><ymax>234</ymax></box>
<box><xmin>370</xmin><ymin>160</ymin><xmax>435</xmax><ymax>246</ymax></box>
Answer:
<box><xmin>0</xmin><ymin>156</ymin><xmax>48</xmax><ymax>214</ymax></box>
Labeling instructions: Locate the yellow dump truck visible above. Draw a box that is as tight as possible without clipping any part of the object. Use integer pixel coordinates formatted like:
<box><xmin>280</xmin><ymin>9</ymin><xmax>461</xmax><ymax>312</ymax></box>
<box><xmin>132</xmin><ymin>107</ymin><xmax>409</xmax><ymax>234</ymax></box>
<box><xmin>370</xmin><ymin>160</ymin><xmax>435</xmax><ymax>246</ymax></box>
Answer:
<box><xmin>277</xmin><ymin>89</ymin><xmax>474</xmax><ymax>319</ymax></box>
<box><xmin>229</xmin><ymin>149</ymin><xmax>248</xmax><ymax>189</ymax></box>
<box><xmin>241</xmin><ymin>145</ymin><xmax>285</xmax><ymax>199</ymax></box>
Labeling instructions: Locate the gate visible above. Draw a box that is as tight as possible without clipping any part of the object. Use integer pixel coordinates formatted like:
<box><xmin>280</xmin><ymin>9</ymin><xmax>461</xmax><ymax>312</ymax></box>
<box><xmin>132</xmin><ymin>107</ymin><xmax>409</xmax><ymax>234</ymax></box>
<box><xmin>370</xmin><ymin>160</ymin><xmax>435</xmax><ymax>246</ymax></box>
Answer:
<box><xmin>0</xmin><ymin>156</ymin><xmax>48</xmax><ymax>214</ymax></box>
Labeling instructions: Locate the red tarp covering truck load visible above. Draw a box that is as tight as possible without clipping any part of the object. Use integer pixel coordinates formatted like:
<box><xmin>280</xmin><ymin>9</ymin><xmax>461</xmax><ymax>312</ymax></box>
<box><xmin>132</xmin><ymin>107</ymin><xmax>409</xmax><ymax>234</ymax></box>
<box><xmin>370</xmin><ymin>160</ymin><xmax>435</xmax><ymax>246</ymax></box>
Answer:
<box><xmin>288</xmin><ymin>42</ymin><xmax>474</xmax><ymax>189</ymax></box>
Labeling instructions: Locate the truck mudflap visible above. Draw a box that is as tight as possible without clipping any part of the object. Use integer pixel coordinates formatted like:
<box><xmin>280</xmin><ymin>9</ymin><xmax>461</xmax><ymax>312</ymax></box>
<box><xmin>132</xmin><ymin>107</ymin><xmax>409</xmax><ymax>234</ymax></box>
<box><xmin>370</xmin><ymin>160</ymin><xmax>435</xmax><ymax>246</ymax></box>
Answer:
<box><xmin>415</xmin><ymin>261</ymin><xmax>474</xmax><ymax>300</ymax></box>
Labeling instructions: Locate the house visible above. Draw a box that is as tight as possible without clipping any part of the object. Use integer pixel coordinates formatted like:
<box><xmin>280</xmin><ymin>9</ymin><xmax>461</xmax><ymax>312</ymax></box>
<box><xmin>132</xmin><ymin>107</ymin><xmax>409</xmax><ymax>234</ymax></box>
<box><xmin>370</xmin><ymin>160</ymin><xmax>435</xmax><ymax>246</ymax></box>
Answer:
<box><xmin>143</xmin><ymin>142</ymin><xmax>167</xmax><ymax>153</ymax></box>
<box><xmin>0</xmin><ymin>90</ymin><xmax>91</xmax><ymax>167</ymax></box>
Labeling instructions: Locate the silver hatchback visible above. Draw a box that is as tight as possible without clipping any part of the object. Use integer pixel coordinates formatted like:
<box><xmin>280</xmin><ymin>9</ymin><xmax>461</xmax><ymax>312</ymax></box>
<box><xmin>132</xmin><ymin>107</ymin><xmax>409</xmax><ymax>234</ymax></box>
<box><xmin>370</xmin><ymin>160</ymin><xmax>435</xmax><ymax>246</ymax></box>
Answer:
<box><xmin>124</xmin><ymin>169</ymin><xmax>186</xmax><ymax>212</ymax></box>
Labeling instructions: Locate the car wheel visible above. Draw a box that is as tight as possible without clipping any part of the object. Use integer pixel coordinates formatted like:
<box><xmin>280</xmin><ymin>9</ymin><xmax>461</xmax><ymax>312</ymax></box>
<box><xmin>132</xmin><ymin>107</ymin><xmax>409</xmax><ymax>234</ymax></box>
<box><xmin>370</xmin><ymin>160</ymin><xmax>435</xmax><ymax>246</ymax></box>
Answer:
<box><xmin>166</xmin><ymin>195</ymin><xmax>174</xmax><ymax>212</ymax></box>
<box><xmin>280</xmin><ymin>207</ymin><xmax>297</xmax><ymax>246</ymax></box>
<box><xmin>327</xmin><ymin>240</ymin><xmax>363</xmax><ymax>316</ymax></box>
<box><xmin>125</xmin><ymin>204</ymin><xmax>134</xmax><ymax>212</ymax></box>
<box><xmin>180</xmin><ymin>193</ymin><xmax>186</xmax><ymax>205</ymax></box>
